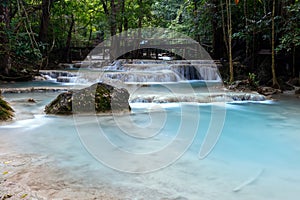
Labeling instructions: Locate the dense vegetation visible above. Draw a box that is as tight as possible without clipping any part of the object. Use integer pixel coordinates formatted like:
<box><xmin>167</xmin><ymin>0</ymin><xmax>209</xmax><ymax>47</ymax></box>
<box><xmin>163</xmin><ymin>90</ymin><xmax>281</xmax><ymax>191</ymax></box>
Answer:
<box><xmin>0</xmin><ymin>0</ymin><xmax>299</xmax><ymax>87</ymax></box>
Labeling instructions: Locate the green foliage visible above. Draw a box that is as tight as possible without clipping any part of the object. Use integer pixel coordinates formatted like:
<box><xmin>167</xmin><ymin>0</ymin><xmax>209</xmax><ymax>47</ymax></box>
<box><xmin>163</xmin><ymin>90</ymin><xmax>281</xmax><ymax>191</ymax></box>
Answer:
<box><xmin>1</xmin><ymin>0</ymin><xmax>300</xmax><ymax>84</ymax></box>
<box><xmin>248</xmin><ymin>73</ymin><xmax>259</xmax><ymax>88</ymax></box>
<box><xmin>11</xmin><ymin>33</ymin><xmax>44</xmax><ymax>63</ymax></box>
<box><xmin>276</xmin><ymin>2</ymin><xmax>300</xmax><ymax>53</ymax></box>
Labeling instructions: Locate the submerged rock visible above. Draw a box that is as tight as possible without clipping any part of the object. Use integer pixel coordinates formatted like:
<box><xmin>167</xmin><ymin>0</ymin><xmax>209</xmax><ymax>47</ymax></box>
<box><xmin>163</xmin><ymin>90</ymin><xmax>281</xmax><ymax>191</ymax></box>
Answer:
<box><xmin>228</xmin><ymin>92</ymin><xmax>266</xmax><ymax>101</ymax></box>
<box><xmin>28</xmin><ymin>98</ymin><xmax>36</xmax><ymax>103</ymax></box>
<box><xmin>45</xmin><ymin>83</ymin><xmax>131</xmax><ymax>115</ymax></box>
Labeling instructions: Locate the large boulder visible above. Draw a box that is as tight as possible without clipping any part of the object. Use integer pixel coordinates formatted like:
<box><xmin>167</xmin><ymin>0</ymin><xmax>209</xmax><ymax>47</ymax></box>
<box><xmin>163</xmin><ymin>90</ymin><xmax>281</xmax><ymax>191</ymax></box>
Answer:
<box><xmin>45</xmin><ymin>83</ymin><xmax>131</xmax><ymax>115</ymax></box>
<box><xmin>0</xmin><ymin>97</ymin><xmax>14</xmax><ymax>121</ymax></box>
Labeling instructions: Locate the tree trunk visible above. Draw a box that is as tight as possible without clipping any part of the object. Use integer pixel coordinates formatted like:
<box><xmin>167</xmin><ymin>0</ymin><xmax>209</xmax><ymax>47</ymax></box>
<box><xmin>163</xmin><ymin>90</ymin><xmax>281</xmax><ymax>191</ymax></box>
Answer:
<box><xmin>110</xmin><ymin>0</ymin><xmax>117</xmax><ymax>36</ymax></box>
<box><xmin>251</xmin><ymin>0</ymin><xmax>257</xmax><ymax>69</ymax></box>
<box><xmin>244</xmin><ymin>0</ymin><xmax>249</xmax><ymax>58</ymax></box>
<box><xmin>193</xmin><ymin>0</ymin><xmax>200</xmax><ymax>43</ymax></box>
<box><xmin>220</xmin><ymin>0</ymin><xmax>229</xmax><ymax>54</ymax></box>
<box><xmin>65</xmin><ymin>15</ymin><xmax>75</xmax><ymax>63</ymax></box>
<box><xmin>0</xmin><ymin>0</ymin><xmax>11</xmax><ymax>75</ymax></box>
<box><xmin>226</xmin><ymin>0</ymin><xmax>234</xmax><ymax>83</ymax></box>
<box><xmin>271</xmin><ymin>0</ymin><xmax>279</xmax><ymax>88</ymax></box>
<box><xmin>212</xmin><ymin>0</ymin><xmax>225</xmax><ymax>59</ymax></box>
<box><xmin>118</xmin><ymin>0</ymin><xmax>125</xmax><ymax>33</ymax></box>
<box><xmin>138</xmin><ymin>0</ymin><xmax>143</xmax><ymax>29</ymax></box>
<box><xmin>292</xmin><ymin>46</ymin><xmax>295</xmax><ymax>77</ymax></box>
<box><xmin>39</xmin><ymin>0</ymin><xmax>52</xmax><ymax>43</ymax></box>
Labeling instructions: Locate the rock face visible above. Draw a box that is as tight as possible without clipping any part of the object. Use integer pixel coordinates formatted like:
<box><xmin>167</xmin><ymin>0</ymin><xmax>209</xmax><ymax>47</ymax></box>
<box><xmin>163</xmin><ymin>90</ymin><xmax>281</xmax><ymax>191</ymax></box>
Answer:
<box><xmin>0</xmin><ymin>97</ymin><xmax>14</xmax><ymax>121</ymax></box>
<box><xmin>45</xmin><ymin>83</ymin><xmax>131</xmax><ymax>115</ymax></box>
<box><xmin>257</xmin><ymin>86</ymin><xmax>281</xmax><ymax>96</ymax></box>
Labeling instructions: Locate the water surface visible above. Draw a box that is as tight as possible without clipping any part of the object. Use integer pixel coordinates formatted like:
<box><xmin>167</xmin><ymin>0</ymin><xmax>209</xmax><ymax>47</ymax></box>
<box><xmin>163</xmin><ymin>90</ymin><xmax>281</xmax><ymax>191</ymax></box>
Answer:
<box><xmin>1</xmin><ymin>90</ymin><xmax>300</xmax><ymax>199</ymax></box>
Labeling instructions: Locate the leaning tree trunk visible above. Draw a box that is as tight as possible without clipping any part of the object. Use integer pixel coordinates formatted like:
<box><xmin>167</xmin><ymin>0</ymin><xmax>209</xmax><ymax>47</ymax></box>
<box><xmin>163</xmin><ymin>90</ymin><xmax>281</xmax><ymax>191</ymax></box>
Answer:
<box><xmin>271</xmin><ymin>0</ymin><xmax>279</xmax><ymax>88</ymax></box>
<box><xmin>0</xmin><ymin>0</ymin><xmax>11</xmax><ymax>75</ymax></box>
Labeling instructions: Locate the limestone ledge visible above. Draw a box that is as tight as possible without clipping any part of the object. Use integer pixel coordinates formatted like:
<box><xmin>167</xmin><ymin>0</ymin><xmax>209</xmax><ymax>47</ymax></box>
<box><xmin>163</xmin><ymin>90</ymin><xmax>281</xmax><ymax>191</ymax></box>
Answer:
<box><xmin>1</xmin><ymin>87</ymin><xmax>70</xmax><ymax>94</ymax></box>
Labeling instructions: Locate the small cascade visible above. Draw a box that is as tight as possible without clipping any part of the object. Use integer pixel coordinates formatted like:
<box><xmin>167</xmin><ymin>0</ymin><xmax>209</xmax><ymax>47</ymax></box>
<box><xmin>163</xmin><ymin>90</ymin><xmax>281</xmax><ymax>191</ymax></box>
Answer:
<box><xmin>40</xmin><ymin>70</ymin><xmax>78</xmax><ymax>83</ymax></box>
<box><xmin>170</xmin><ymin>65</ymin><xmax>201</xmax><ymax>80</ymax></box>
<box><xmin>129</xmin><ymin>92</ymin><xmax>266</xmax><ymax>103</ymax></box>
<box><xmin>103</xmin><ymin>60</ymin><xmax>124</xmax><ymax>71</ymax></box>
<box><xmin>52</xmin><ymin>60</ymin><xmax>223</xmax><ymax>85</ymax></box>
<box><xmin>104</xmin><ymin>70</ymin><xmax>181</xmax><ymax>83</ymax></box>
<box><xmin>197</xmin><ymin>66</ymin><xmax>221</xmax><ymax>81</ymax></box>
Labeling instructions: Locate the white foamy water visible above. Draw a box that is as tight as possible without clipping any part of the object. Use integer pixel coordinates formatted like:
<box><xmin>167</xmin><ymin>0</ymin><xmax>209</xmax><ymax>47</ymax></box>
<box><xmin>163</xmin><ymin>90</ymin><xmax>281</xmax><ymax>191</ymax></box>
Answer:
<box><xmin>1</xmin><ymin>91</ymin><xmax>300</xmax><ymax>199</ymax></box>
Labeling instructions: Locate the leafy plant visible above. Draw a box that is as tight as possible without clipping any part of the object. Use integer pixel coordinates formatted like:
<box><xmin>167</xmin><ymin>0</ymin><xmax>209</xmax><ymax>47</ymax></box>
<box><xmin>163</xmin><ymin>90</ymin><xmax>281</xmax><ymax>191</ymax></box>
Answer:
<box><xmin>248</xmin><ymin>72</ymin><xmax>259</xmax><ymax>89</ymax></box>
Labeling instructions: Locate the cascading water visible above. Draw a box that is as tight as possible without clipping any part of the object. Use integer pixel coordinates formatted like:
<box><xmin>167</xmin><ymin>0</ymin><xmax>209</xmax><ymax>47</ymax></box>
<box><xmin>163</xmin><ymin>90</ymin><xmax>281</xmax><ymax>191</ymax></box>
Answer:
<box><xmin>69</xmin><ymin>59</ymin><xmax>265</xmax><ymax>104</ymax></box>
<box><xmin>100</xmin><ymin>60</ymin><xmax>222</xmax><ymax>83</ymax></box>
<box><xmin>40</xmin><ymin>70</ymin><xmax>78</xmax><ymax>83</ymax></box>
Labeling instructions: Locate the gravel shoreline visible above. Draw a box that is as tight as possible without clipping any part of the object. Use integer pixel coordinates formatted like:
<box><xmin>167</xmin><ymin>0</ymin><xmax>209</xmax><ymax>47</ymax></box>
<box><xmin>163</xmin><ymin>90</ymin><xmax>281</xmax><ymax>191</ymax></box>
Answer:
<box><xmin>0</xmin><ymin>152</ymin><xmax>120</xmax><ymax>200</ymax></box>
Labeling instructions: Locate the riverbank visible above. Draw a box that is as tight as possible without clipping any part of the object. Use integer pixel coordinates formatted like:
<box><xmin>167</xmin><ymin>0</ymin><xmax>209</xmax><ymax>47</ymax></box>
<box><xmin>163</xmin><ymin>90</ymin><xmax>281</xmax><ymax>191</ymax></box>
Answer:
<box><xmin>0</xmin><ymin>152</ymin><xmax>119</xmax><ymax>200</ymax></box>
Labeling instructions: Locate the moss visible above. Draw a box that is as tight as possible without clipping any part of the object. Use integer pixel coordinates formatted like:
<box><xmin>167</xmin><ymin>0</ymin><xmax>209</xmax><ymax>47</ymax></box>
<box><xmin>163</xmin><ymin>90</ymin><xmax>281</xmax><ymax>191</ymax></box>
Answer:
<box><xmin>0</xmin><ymin>97</ymin><xmax>14</xmax><ymax>121</ymax></box>
<box><xmin>44</xmin><ymin>92</ymin><xmax>73</xmax><ymax>115</ymax></box>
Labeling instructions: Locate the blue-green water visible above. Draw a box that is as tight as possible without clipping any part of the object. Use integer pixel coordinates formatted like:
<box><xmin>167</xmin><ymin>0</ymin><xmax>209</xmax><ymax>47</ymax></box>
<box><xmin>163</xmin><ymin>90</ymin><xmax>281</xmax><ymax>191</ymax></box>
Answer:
<box><xmin>1</xmin><ymin>89</ymin><xmax>300</xmax><ymax>199</ymax></box>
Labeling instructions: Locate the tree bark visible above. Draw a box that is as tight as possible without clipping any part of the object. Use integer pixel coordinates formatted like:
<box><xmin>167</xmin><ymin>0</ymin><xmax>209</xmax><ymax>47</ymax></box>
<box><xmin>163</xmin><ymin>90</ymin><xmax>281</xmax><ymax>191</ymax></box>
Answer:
<box><xmin>110</xmin><ymin>0</ymin><xmax>117</xmax><ymax>36</ymax></box>
<box><xmin>226</xmin><ymin>0</ymin><xmax>234</xmax><ymax>83</ymax></box>
<box><xmin>244</xmin><ymin>0</ymin><xmax>249</xmax><ymax>58</ymax></box>
<box><xmin>101</xmin><ymin>0</ymin><xmax>109</xmax><ymax>15</ymax></box>
<box><xmin>118</xmin><ymin>0</ymin><xmax>125</xmax><ymax>33</ymax></box>
<box><xmin>65</xmin><ymin>14</ymin><xmax>75</xmax><ymax>63</ymax></box>
<box><xmin>212</xmin><ymin>0</ymin><xmax>225</xmax><ymax>59</ymax></box>
<box><xmin>193</xmin><ymin>0</ymin><xmax>200</xmax><ymax>43</ymax></box>
<box><xmin>271</xmin><ymin>0</ymin><xmax>279</xmax><ymax>88</ymax></box>
<box><xmin>39</xmin><ymin>0</ymin><xmax>52</xmax><ymax>43</ymax></box>
<box><xmin>138</xmin><ymin>0</ymin><xmax>143</xmax><ymax>29</ymax></box>
<box><xmin>220</xmin><ymin>0</ymin><xmax>229</xmax><ymax>54</ymax></box>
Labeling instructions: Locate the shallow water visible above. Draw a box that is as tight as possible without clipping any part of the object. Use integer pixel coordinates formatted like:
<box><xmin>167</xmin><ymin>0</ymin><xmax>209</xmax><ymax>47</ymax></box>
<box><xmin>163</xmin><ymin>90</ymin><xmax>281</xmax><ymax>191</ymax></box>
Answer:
<box><xmin>1</xmin><ymin>89</ymin><xmax>300</xmax><ymax>199</ymax></box>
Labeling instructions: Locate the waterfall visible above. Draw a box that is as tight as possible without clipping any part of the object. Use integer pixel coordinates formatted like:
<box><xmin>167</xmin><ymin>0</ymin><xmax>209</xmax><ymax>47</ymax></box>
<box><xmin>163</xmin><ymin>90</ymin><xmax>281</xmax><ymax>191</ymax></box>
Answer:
<box><xmin>98</xmin><ymin>60</ymin><xmax>222</xmax><ymax>83</ymax></box>
<box><xmin>40</xmin><ymin>70</ymin><xmax>78</xmax><ymax>83</ymax></box>
<box><xmin>104</xmin><ymin>70</ymin><xmax>181</xmax><ymax>83</ymax></box>
<box><xmin>39</xmin><ymin>60</ymin><xmax>222</xmax><ymax>84</ymax></box>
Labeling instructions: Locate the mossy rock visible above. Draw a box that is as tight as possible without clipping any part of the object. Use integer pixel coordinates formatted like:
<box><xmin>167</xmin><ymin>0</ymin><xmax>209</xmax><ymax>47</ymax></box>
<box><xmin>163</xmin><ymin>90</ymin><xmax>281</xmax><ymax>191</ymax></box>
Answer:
<box><xmin>0</xmin><ymin>97</ymin><xmax>14</xmax><ymax>121</ymax></box>
<box><xmin>44</xmin><ymin>92</ymin><xmax>73</xmax><ymax>115</ymax></box>
<box><xmin>45</xmin><ymin>83</ymin><xmax>131</xmax><ymax>115</ymax></box>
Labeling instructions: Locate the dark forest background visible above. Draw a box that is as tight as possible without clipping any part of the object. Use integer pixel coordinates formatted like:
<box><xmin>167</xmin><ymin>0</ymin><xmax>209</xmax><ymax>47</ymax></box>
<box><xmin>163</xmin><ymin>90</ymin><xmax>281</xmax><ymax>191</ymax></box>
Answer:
<box><xmin>0</xmin><ymin>0</ymin><xmax>299</xmax><ymax>88</ymax></box>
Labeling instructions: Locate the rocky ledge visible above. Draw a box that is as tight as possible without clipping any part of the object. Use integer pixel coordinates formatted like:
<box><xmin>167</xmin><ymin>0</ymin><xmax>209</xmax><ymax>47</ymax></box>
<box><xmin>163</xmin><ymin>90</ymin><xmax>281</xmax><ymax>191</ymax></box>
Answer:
<box><xmin>1</xmin><ymin>87</ymin><xmax>69</xmax><ymax>94</ymax></box>
<box><xmin>45</xmin><ymin>83</ymin><xmax>131</xmax><ymax>115</ymax></box>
